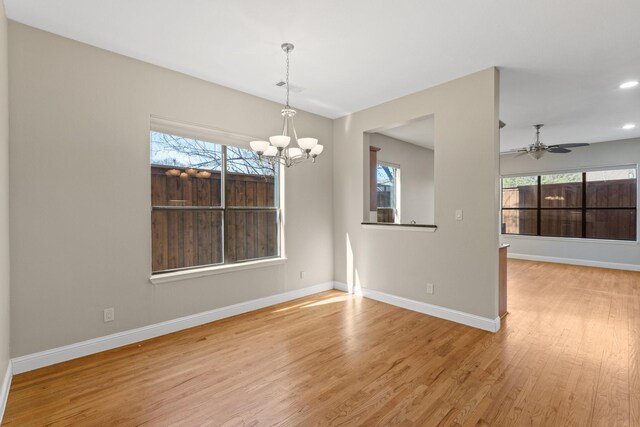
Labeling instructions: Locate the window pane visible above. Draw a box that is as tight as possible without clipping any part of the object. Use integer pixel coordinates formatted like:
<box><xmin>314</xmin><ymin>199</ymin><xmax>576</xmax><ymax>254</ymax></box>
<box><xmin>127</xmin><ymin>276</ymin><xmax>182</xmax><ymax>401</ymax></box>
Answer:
<box><xmin>377</xmin><ymin>164</ymin><xmax>397</xmax><ymax>208</ymax></box>
<box><xmin>502</xmin><ymin>210</ymin><xmax>537</xmax><ymax>235</ymax></box>
<box><xmin>586</xmin><ymin>209</ymin><xmax>636</xmax><ymax>240</ymax></box>
<box><xmin>540</xmin><ymin>173</ymin><xmax>582</xmax><ymax>208</ymax></box>
<box><xmin>225</xmin><ymin>210</ymin><xmax>279</xmax><ymax>263</ymax></box>
<box><xmin>540</xmin><ymin>210</ymin><xmax>582</xmax><ymax>237</ymax></box>
<box><xmin>226</xmin><ymin>146</ymin><xmax>278</xmax><ymax>207</ymax></box>
<box><xmin>151</xmin><ymin>210</ymin><xmax>223</xmax><ymax>272</ymax></box>
<box><xmin>502</xmin><ymin>176</ymin><xmax>537</xmax><ymax>208</ymax></box>
<box><xmin>586</xmin><ymin>168</ymin><xmax>636</xmax><ymax>208</ymax></box>
<box><xmin>151</xmin><ymin>131</ymin><xmax>222</xmax><ymax>170</ymax></box>
<box><xmin>151</xmin><ymin>167</ymin><xmax>221</xmax><ymax>207</ymax></box>
<box><xmin>377</xmin><ymin>208</ymin><xmax>395</xmax><ymax>223</ymax></box>
<box><xmin>151</xmin><ymin>132</ymin><xmax>222</xmax><ymax>207</ymax></box>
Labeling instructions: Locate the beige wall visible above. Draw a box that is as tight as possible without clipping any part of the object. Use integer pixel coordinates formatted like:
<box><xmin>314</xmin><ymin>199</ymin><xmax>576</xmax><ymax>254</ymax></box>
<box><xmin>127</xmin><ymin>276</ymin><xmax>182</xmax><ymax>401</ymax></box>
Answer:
<box><xmin>500</xmin><ymin>137</ymin><xmax>640</xmax><ymax>268</ymax></box>
<box><xmin>333</xmin><ymin>68</ymin><xmax>500</xmax><ymax>320</ymax></box>
<box><xmin>0</xmin><ymin>1</ymin><xmax>10</xmax><ymax>374</ymax></box>
<box><xmin>369</xmin><ymin>133</ymin><xmax>435</xmax><ymax>224</ymax></box>
<box><xmin>8</xmin><ymin>23</ymin><xmax>334</xmax><ymax>357</ymax></box>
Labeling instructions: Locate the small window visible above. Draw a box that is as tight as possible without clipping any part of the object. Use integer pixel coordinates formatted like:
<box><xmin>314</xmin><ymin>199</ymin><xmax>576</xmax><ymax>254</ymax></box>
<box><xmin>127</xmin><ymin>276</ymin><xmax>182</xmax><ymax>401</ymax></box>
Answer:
<box><xmin>501</xmin><ymin>167</ymin><xmax>637</xmax><ymax>241</ymax></box>
<box><xmin>151</xmin><ymin>131</ymin><xmax>280</xmax><ymax>274</ymax></box>
<box><xmin>377</xmin><ymin>163</ymin><xmax>400</xmax><ymax>223</ymax></box>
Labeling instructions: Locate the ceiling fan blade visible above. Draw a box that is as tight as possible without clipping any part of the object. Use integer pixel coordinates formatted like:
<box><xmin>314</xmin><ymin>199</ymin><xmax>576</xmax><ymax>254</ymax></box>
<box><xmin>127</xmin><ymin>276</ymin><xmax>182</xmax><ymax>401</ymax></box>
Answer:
<box><xmin>547</xmin><ymin>147</ymin><xmax>571</xmax><ymax>153</ymax></box>
<box><xmin>515</xmin><ymin>151</ymin><xmax>529</xmax><ymax>157</ymax></box>
<box><xmin>500</xmin><ymin>148</ymin><xmax>527</xmax><ymax>155</ymax></box>
<box><xmin>549</xmin><ymin>143</ymin><xmax>590</xmax><ymax>148</ymax></box>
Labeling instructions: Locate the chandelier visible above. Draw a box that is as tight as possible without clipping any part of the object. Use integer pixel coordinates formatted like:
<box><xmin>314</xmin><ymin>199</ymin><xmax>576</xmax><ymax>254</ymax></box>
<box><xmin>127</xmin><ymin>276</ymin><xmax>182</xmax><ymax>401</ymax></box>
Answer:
<box><xmin>250</xmin><ymin>43</ymin><xmax>323</xmax><ymax>167</ymax></box>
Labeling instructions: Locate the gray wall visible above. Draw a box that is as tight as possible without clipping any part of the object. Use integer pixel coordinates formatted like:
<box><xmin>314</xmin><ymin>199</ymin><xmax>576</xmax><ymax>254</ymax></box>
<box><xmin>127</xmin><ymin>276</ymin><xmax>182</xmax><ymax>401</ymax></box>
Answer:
<box><xmin>500</xmin><ymin>137</ymin><xmax>640</xmax><ymax>269</ymax></box>
<box><xmin>0</xmin><ymin>1</ymin><xmax>10</xmax><ymax>376</ymax></box>
<box><xmin>8</xmin><ymin>23</ymin><xmax>334</xmax><ymax>357</ymax></box>
<box><xmin>333</xmin><ymin>68</ymin><xmax>500</xmax><ymax>320</ymax></box>
<box><xmin>370</xmin><ymin>133</ymin><xmax>434</xmax><ymax>224</ymax></box>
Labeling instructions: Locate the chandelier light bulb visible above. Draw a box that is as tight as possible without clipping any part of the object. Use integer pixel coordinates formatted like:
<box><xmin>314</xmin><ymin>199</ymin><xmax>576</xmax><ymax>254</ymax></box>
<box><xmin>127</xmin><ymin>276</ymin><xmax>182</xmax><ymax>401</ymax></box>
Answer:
<box><xmin>310</xmin><ymin>144</ymin><xmax>324</xmax><ymax>156</ymax></box>
<box><xmin>288</xmin><ymin>147</ymin><xmax>303</xmax><ymax>158</ymax></box>
<box><xmin>250</xmin><ymin>140</ymin><xmax>270</xmax><ymax>153</ymax></box>
<box><xmin>263</xmin><ymin>146</ymin><xmax>278</xmax><ymax>156</ymax></box>
<box><xmin>297</xmin><ymin>137</ymin><xmax>318</xmax><ymax>151</ymax></box>
<box><xmin>269</xmin><ymin>135</ymin><xmax>291</xmax><ymax>148</ymax></box>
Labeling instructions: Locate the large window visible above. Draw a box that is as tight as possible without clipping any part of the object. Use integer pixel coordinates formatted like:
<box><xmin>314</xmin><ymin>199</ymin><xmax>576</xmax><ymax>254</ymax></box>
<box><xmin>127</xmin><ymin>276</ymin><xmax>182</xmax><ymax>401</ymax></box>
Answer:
<box><xmin>501</xmin><ymin>167</ymin><xmax>637</xmax><ymax>241</ymax></box>
<box><xmin>151</xmin><ymin>131</ymin><xmax>280</xmax><ymax>274</ymax></box>
<box><xmin>377</xmin><ymin>162</ymin><xmax>400</xmax><ymax>223</ymax></box>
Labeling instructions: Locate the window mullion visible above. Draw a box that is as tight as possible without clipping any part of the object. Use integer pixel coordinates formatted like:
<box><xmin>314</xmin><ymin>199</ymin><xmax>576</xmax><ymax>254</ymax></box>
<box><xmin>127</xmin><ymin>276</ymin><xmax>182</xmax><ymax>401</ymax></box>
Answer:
<box><xmin>537</xmin><ymin>175</ymin><xmax>541</xmax><ymax>236</ymax></box>
<box><xmin>221</xmin><ymin>145</ymin><xmax>227</xmax><ymax>264</ymax></box>
<box><xmin>582</xmin><ymin>172</ymin><xmax>587</xmax><ymax>238</ymax></box>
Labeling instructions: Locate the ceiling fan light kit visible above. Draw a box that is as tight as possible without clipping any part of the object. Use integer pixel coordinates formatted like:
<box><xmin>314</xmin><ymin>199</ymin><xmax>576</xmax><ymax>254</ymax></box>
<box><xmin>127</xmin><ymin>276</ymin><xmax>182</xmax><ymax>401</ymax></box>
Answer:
<box><xmin>514</xmin><ymin>124</ymin><xmax>590</xmax><ymax>160</ymax></box>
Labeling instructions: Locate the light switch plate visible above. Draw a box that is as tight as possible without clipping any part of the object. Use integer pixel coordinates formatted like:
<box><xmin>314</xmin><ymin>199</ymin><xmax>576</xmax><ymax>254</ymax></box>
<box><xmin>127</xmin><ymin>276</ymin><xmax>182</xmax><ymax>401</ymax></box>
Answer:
<box><xmin>455</xmin><ymin>209</ymin><xmax>463</xmax><ymax>221</ymax></box>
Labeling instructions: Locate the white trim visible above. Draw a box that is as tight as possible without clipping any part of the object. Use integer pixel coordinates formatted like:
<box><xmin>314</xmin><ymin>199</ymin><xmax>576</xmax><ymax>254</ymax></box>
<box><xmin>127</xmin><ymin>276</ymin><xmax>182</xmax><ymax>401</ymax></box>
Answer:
<box><xmin>500</xmin><ymin>163</ymin><xmax>638</xmax><ymax>177</ymax></box>
<box><xmin>0</xmin><ymin>360</ymin><xmax>12</xmax><ymax>423</ymax></box>
<box><xmin>150</xmin><ymin>115</ymin><xmax>259</xmax><ymax>149</ymax></box>
<box><xmin>361</xmin><ymin>224</ymin><xmax>436</xmax><ymax>232</ymax></box>
<box><xmin>502</xmin><ymin>234</ymin><xmax>638</xmax><ymax>246</ymax></box>
<box><xmin>333</xmin><ymin>281</ymin><xmax>349</xmax><ymax>292</ymax></box>
<box><xmin>11</xmin><ymin>282</ymin><xmax>334</xmax><ymax>374</ymax></box>
<box><xmin>333</xmin><ymin>282</ymin><xmax>500</xmax><ymax>332</ymax></box>
<box><xmin>150</xmin><ymin>257</ymin><xmax>287</xmax><ymax>284</ymax></box>
<box><xmin>508</xmin><ymin>253</ymin><xmax>640</xmax><ymax>271</ymax></box>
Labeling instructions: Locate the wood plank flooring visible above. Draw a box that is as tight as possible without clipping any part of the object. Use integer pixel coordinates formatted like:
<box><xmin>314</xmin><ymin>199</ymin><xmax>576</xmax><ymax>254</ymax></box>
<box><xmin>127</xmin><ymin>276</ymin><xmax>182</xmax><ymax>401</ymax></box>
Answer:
<box><xmin>3</xmin><ymin>260</ymin><xmax>639</xmax><ymax>426</ymax></box>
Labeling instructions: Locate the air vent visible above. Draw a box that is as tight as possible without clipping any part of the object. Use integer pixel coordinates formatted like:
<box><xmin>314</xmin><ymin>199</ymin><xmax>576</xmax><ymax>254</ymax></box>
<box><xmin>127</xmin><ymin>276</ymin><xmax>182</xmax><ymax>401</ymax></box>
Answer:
<box><xmin>274</xmin><ymin>82</ymin><xmax>305</xmax><ymax>93</ymax></box>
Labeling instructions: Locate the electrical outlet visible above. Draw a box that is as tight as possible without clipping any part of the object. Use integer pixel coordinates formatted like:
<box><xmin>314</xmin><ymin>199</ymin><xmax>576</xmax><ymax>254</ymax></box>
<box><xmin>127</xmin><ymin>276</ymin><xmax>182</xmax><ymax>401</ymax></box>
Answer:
<box><xmin>426</xmin><ymin>283</ymin><xmax>434</xmax><ymax>294</ymax></box>
<box><xmin>299</xmin><ymin>271</ymin><xmax>305</xmax><ymax>280</ymax></box>
<box><xmin>103</xmin><ymin>307</ymin><xmax>114</xmax><ymax>322</ymax></box>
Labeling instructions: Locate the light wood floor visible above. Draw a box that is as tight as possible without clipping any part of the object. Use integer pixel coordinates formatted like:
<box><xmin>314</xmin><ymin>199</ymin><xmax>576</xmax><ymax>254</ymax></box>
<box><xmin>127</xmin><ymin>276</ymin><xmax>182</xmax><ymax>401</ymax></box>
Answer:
<box><xmin>3</xmin><ymin>260</ymin><xmax>640</xmax><ymax>426</ymax></box>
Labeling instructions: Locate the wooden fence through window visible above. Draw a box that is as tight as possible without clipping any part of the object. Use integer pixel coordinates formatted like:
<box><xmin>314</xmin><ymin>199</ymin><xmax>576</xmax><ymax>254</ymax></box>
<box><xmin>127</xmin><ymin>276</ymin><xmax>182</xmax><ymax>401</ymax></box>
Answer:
<box><xmin>151</xmin><ymin>165</ymin><xmax>278</xmax><ymax>273</ymax></box>
<box><xmin>502</xmin><ymin>178</ymin><xmax>636</xmax><ymax>240</ymax></box>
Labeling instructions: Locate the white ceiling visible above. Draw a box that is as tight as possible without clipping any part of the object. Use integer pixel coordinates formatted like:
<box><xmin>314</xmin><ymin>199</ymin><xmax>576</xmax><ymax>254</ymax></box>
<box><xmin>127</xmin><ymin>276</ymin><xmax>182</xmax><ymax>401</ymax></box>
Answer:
<box><xmin>5</xmin><ymin>0</ymin><xmax>640</xmax><ymax>150</ymax></box>
<box><xmin>378</xmin><ymin>116</ymin><xmax>435</xmax><ymax>150</ymax></box>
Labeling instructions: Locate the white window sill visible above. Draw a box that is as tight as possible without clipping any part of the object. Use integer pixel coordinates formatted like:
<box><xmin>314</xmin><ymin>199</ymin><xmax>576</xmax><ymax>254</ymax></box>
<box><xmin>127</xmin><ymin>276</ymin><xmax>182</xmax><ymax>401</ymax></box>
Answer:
<box><xmin>150</xmin><ymin>257</ymin><xmax>287</xmax><ymax>285</ymax></box>
<box><xmin>501</xmin><ymin>234</ymin><xmax>638</xmax><ymax>246</ymax></box>
<box><xmin>361</xmin><ymin>222</ymin><xmax>437</xmax><ymax>232</ymax></box>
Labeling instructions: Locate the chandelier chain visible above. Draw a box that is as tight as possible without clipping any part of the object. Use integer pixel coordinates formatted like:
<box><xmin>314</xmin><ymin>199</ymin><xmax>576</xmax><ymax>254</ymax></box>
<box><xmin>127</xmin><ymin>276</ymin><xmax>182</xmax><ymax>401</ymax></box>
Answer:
<box><xmin>285</xmin><ymin>48</ymin><xmax>290</xmax><ymax>107</ymax></box>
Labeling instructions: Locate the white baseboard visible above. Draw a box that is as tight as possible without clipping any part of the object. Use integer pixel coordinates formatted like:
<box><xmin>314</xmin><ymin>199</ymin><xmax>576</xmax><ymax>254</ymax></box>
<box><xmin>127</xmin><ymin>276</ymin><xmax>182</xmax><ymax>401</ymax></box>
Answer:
<box><xmin>0</xmin><ymin>360</ymin><xmax>12</xmax><ymax>423</ymax></box>
<box><xmin>333</xmin><ymin>281</ymin><xmax>349</xmax><ymax>292</ymax></box>
<box><xmin>333</xmin><ymin>282</ymin><xmax>500</xmax><ymax>332</ymax></box>
<box><xmin>11</xmin><ymin>282</ymin><xmax>335</xmax><ymax>374</ymax></box>
<box><xmin>508</xmin><ymin>253</ymin><xmax>640</xmax><ymax>271</ymax></box>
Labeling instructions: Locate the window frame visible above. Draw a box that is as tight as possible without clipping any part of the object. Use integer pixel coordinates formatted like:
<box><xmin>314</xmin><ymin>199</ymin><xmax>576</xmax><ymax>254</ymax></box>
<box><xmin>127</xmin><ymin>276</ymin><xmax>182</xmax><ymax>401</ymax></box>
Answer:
<box><xmin>149</xmin><ymin>119</ymin><xmax>286</xmax><ymax>282</ymax></box>
<box><xmin>376</xmin><ymin>161</ymin><xmax>401</xmax><ymax>223</ymax></box>
<box><xmin>501</xmin><ymin>166</ymin><xmax>638</xmax><ymax>242</ymax></box>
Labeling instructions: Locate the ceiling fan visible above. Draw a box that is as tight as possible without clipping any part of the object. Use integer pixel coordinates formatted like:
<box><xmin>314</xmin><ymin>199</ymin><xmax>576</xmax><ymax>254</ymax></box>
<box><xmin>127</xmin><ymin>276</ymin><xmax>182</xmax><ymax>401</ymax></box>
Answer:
<box><xmin>512</xmin><ymin>124</ymin><xmax>589</xmax><ymax>160</ymax></box>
